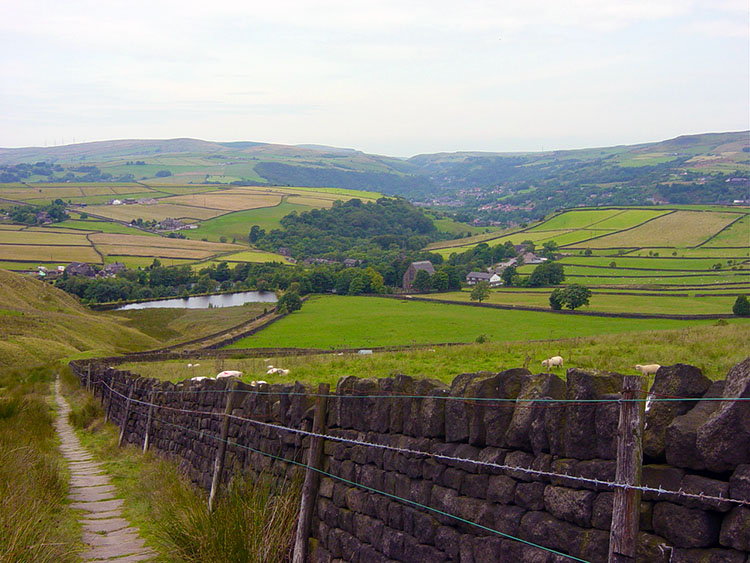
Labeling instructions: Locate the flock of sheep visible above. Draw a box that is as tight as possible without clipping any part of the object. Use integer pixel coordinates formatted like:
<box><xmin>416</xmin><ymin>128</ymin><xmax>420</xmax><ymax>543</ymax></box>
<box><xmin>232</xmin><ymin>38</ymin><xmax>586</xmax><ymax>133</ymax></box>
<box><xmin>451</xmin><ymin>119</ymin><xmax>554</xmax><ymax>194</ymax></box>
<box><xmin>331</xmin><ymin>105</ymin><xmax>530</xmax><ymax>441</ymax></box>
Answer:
<box><xmin>187</xmin><ymin>357</ymin><xmax>660</xmax><ymax>384</ymax></box>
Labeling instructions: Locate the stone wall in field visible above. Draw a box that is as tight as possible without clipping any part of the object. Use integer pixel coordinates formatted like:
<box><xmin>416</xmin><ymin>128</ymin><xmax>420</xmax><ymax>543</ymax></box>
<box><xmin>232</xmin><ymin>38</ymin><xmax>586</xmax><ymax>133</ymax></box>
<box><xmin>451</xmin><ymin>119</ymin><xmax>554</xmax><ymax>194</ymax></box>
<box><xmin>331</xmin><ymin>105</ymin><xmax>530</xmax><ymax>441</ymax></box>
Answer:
<box><xmin>70</xmin><ymin>359</ymin><xmax>750</xmax><ymax>562</ymax></box>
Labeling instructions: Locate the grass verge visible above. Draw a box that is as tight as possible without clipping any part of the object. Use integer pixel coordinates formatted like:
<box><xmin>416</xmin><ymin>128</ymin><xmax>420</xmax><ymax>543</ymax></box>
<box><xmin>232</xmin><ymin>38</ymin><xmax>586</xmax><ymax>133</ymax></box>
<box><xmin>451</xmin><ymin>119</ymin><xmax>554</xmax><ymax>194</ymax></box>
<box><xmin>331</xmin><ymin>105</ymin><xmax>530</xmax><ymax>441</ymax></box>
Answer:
<box><xmin>0</xmin><ymin>366</ymin><xmax>80</xmax><ymax>563</ymax></box>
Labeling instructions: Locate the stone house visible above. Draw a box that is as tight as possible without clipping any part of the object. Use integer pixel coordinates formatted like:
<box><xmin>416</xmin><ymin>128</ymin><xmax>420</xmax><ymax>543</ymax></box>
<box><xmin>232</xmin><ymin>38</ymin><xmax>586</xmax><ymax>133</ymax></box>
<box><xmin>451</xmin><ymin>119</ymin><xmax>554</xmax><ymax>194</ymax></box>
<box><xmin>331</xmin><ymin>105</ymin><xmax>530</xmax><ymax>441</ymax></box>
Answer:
<box><xmin>466</xmin><ymin>271</ymin><xmax>502</xmax><ymax>287</ymax></box>
<box><xmin>402</xmin><ymin>261</ymin><xmax>435</xmax><ymax>290</ymax></box>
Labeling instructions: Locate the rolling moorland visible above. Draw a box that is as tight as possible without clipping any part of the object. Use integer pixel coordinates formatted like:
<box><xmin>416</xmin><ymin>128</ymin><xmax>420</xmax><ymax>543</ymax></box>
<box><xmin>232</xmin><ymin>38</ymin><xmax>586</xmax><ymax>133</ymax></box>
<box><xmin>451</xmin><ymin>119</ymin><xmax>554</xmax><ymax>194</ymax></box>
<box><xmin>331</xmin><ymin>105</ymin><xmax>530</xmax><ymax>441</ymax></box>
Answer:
<box><xmin>1</xmin><ymin>130</ymin><xmax>748</xmax><ymax>226</ymax></box>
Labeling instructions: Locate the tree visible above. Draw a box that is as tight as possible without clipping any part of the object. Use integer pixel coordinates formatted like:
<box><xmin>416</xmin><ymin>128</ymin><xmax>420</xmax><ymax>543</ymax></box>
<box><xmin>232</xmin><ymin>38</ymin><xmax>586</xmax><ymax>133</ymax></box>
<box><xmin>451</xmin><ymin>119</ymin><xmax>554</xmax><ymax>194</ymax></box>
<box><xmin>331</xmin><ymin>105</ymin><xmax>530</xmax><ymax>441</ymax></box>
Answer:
<box><xmin>549</xmin><ymin>284</ymin><xmax>592</xmax><ymax>310</ymax></box>
<box><xmin>733</xmin><ymin>295</ymin><xmax>750</xmax><ymax>316</ymax></box>
<box><xmin>541</xmin><ymin>241</ymin><xmax>559</xmax><ymax>259</ymax></box>
<box><xmin>549</xmin><ymin>288</ymin><xmax>564</xmax><ymax>310</ymax></box>
<box><xmin>471</xmin><ymin>281</ymin><xmax>491</xmax><ymax>303</ymax></box>
<box><xmin>431</xmin><ymin>270</ymin><xmax>449</xmax><ymax>292</ymax></box>
<box><xmin>563</xmin><ymin>284</ymin><xmax>592</xmax><ymax>310</ymax></box>
<box><xmin>501</xmin><ymin>266</ymin><xmax>517</xmax><ymax>287</ymax></box>
<box><xmin>277</xmin><ymin>291</ymin><xmax>302</xmax><ymax>314</ymax></box>
<box><xmin>249</xmin><ymin>225</ymin><xmax>265</xmax><ymax>243</ymax></box>
<box><xmin>413</xmin><ymin>269</ymin><xmax>432</xmax><ymax>292</ymax></box>
<box><xmin>528</xmin><ymin>262</ymin><xmax>564</xmax><ymax>287</ymax></box>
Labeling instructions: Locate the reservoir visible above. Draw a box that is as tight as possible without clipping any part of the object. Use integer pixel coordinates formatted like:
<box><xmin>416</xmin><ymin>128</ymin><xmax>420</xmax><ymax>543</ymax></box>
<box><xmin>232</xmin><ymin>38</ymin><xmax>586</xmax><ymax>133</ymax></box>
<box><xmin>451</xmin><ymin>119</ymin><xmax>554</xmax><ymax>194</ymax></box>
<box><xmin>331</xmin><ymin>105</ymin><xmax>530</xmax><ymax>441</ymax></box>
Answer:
<box><xmin>116</xmin><ymin>291</ymin><xmax>278</xmax><ymax>310</ymax></box>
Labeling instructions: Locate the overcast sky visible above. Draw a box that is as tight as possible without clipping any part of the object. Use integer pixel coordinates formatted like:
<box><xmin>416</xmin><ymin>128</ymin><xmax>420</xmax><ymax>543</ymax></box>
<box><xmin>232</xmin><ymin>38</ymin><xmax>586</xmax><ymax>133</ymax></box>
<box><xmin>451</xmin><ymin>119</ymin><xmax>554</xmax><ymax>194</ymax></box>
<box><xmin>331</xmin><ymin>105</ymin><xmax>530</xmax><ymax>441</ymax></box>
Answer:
<box><xmin>1</xmin><ymin>0</ymin><xmax>748</xmax><ymax>156</ymax></box>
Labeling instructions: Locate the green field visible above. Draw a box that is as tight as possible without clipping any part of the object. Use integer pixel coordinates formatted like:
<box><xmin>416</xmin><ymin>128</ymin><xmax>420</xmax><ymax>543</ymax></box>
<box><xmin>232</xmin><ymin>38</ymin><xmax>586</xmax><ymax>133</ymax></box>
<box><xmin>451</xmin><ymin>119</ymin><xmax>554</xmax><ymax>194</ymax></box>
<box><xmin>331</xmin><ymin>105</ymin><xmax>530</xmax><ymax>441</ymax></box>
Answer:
<box><xmin>226</xmin><ymin>295</ymin><xmax>735</xmax><ymax>350</ymax></box>
<box><xmin>128</xmin><ymin>322</ymin><xmax>750</xmax><ymax>386</ymax></box>
<box><xmin>418</xmin><ymin>289</ymin><xmax>744</xmax><ymax>315</ymax></box>
<box><xmin>182</xmin><ymin>201</ymin><xmax>313</xmax><ymax>242</ymax></box>
<box><xmin>57</xmin><ymin>218</ymin><xmax>157</xmax><ymax>236</ymax></box>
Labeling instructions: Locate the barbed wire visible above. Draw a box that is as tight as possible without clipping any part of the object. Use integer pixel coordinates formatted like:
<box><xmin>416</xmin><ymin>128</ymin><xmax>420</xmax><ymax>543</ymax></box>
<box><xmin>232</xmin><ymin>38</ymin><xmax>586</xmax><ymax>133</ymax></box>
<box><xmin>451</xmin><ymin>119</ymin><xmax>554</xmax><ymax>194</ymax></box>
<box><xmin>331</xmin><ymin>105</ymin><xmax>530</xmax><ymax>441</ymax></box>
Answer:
<box><xmin>99</xmin><ymin>380</ymin><xmax>750</xmax><ymax>508</ymax></box>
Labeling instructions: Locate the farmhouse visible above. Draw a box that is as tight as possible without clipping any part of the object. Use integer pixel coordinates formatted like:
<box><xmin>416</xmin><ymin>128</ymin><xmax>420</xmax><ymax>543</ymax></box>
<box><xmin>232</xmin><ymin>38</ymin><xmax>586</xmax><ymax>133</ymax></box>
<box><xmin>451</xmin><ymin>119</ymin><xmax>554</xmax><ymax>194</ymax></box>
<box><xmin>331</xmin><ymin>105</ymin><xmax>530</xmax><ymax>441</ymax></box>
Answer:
<box><xmin>402</xmin><ymin>261</ymin><xmax>435</xmax><ymax>290</ymax></box>
<box><xmin>65</xmin><ymin>262</ymin><xmax>96</xmax><ymax>277</ymax></box>
<box><xmin>521</xmin><ymin>252</ymin><xmax>546</xmax><ymax>265</ymax></box>
<box><xmin>157</xmin><ymin>218</ymin><xmax>184</xmax><ymax>231</ymax></box>
<box><xmin>466</xmin><ymin>271</ymin><xmax>502</xmax><ymax>287</ymax></box>
<box><xmin>102</xmin><ymin>262</ymin><xmax>126</xmax><ymax>276</ymax></box>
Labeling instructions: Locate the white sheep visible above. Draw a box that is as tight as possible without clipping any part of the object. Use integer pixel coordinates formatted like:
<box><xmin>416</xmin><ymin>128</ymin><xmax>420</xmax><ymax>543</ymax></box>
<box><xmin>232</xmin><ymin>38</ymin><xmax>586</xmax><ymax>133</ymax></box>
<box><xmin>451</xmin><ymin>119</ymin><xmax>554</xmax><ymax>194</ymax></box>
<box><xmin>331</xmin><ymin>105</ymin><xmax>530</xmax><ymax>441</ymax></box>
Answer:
<box><xmin>191</xmin><ymin>376</ymin><xmax>213</xmax><ymax>382</ymax></box>
<box><xmin>267</xmin><ymin>367</ymin><xmax>282</xmax><ymax>375</ymax></box>
<box><xmin>542</xmin><ymin>356</ymin><xmax>564</xmax><ymax>370</ymax></box>
<box><xmin>266</xmin><ymin>364</ymin><xmax>274</xmax><ymax>369</ymax></box>
<box><xmin>250</xmin><ymin>380</ymin><xmax>268</xmax><ymax>387</ymax></box>
<box><xmin>279</xmin><ymin>369</ymin><xmax>290</xmax><ymax>376</ymax></box>
<box><xmin>216</xmin><ymin>370</ymin><xmax>243</xmax><ymax>379</ymax></box>
<box><xmin>635</xmin><ymin>364</ymin><xmax>660</xmax><ymax>376</ymax></box>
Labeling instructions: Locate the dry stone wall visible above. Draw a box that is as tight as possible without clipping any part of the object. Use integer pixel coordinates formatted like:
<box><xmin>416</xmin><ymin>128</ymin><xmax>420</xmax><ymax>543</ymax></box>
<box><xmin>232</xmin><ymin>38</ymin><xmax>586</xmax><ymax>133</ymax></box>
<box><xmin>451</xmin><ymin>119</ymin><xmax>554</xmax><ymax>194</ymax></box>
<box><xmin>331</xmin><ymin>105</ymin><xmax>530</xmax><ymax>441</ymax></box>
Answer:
<box><xmin>70</xmin><ymin>359</ymin><xmax>750</xmax><ymax>563</ymax></box>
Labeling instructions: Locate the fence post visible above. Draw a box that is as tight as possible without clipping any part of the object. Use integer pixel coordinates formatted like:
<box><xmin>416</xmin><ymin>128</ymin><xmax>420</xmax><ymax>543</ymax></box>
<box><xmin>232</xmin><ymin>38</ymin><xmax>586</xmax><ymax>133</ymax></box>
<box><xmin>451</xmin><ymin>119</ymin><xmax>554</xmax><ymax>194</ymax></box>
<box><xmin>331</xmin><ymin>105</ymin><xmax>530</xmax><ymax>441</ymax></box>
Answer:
<box><xmin>143</xmin><ymin>388</ymin><xmax>155</xmax><ymax>454</ymax></box>
<box><xmin>293</xmin><ymin>383</ymin><xmax>330</xmax><ymax>563</ymax></box>
<box><xmin>103</xmin><ymin>376</ymin><xmax>114</xmax><ymax>425</ymax></box>
<box><xmin>86</xmin><ymin>364</ymin><xmax>91</xmax><ymax>392</ymax></box>
<box><xmin>208</xmin><ymin>380</ymin><xmax>238</xmax><ymax>512</ymax></box>
<box><xmin>608</xmin><ymin>375</ymin><xmax>646</xmax><ymax>562</ymax></box>
<box><xmin>118</xmin><ymin>384</ymin><xmax>135</xmax><ymax>448</ymax></box>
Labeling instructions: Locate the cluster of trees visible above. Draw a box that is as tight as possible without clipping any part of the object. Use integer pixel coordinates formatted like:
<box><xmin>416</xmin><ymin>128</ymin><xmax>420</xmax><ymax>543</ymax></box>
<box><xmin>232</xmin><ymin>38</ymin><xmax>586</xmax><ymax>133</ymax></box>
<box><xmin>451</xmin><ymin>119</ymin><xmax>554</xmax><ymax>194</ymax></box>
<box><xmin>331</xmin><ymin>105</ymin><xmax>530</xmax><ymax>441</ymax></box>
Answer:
<box><xmin>733</xmin><ymin>295</ymin><xmax>750</xmax><ymax>317</ymax></box>
<box><xmin>2</xmin><ymin>201</ymin><xmax>68</xmax><ymax>224</ymax></box>
<box><xmin>253</xmin><ymin>198</ymin><xmax>445</xmax><ymax>259</ymax></box>
<box><xmin>0</xmin><ymin>162</ymin><xmax>135</xmax><ymax>183</ymax></box>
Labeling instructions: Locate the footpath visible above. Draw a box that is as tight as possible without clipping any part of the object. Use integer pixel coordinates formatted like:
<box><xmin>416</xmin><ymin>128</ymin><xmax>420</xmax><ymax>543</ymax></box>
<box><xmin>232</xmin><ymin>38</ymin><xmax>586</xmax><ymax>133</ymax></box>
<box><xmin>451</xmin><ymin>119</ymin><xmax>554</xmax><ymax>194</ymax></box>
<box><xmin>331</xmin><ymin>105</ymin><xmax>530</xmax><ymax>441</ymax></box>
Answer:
<box><xmin>54</xmin><ymin>377</ymin><xmax>156</xmax><ymax>562</ymax></box>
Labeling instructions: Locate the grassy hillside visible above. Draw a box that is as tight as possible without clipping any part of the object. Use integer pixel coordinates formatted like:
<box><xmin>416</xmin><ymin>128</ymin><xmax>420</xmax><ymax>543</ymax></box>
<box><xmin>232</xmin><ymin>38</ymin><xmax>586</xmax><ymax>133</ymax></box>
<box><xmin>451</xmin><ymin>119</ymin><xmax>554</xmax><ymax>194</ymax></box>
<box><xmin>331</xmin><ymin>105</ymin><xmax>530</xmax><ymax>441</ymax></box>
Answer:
<box><xmin>0</xmin><ymin>270</ymin><xmax>162</xmax><ymax>368</ymax></box>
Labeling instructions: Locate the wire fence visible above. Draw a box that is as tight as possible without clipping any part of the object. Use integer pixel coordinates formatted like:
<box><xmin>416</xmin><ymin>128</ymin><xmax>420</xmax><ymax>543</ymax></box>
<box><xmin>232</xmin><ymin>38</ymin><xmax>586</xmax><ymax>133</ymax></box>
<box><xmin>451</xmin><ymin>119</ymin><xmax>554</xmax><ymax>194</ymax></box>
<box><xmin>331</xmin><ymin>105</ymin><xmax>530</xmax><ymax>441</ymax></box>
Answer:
<box><xmin>101</xmin><ymin>380</ymin><xmax>750</xmax><ymax>508</ymax></box>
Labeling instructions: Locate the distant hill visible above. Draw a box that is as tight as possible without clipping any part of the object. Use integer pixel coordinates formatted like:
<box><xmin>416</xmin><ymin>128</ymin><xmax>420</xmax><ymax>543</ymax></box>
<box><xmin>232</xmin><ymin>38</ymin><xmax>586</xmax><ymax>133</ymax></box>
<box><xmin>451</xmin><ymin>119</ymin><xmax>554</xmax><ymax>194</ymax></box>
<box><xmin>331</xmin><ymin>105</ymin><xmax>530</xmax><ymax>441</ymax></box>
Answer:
<box><xmin>1</xmin><ymin>131</ymin><xmax>747</xmax><ymax>224</ymax></box>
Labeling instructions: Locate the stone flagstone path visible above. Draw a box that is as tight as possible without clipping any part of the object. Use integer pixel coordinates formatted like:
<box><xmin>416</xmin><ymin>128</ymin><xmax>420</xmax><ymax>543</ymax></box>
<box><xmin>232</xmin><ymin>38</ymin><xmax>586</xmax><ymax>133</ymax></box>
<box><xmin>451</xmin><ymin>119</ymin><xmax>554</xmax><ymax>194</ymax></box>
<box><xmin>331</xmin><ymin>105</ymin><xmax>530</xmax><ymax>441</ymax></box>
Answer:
<box><xmin>54</xmin><ymin>377</ymin><xmax>157</xmax><ymax>562</ymax></box>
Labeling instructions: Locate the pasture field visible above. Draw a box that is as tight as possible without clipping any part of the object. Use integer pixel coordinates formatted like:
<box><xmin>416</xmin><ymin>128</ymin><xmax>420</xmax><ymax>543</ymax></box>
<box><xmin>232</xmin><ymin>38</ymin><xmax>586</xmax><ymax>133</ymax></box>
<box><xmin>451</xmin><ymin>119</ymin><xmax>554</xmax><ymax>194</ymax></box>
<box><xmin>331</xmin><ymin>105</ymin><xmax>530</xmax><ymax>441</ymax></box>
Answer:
<box><xmin>103</xmin><ymin>255</ymin><xmax>194</xmax><ymax>268</ymax></box>
<box><xmin>0</xmin><ymin>229</ymin><xmax>91</xmax><ymax>246</ymax></box>
<box><xmin>225</xmin><ymin>295</ymin><xmax>736</xmax><ymax>350</ymax></box>
<box><xmin>127</xmin><ymin>322</ymin><xmax>750</xmax><ymax>387</ymax></box>
<box><xmin>167</xmin><ymin>189</ymin><xmax>283</xmax><ymax>211</ymax></box>
<box><xmin>220</xmin><ymin>250</ymin><xmax>293</xmax><ymax>263</ymax></box>
<box><xmin>417</xmin><ymin>289</ymin><xmax>743</xmax><ymax>315</ymax></box>
<box><xmin>181</xmin><ymin>201</ymin><xmax>313</xmax><ymax>242</ymax></box>
<box><xmin>0</xmin><ymin>244</ymin><xmax>102</xmax><ymax>263</ymax></box>
<box><xmin>84</xmin><ymin>202</ymin><xmax>222</xmax><ymax>222</ymax></box>
<box><xmin>57</xmin><ymin>218</ymin><xmax>157</xmax><ymax>236</ymax></box>
<box><xmin>701</xmin><ymin>214</ymin><xmax>750</xmax><ymax>248</ymax></box>
<box><xmin>573</xmin><ymin>210</ymin><xmax>741</xmax><ymax>248</ymax></box>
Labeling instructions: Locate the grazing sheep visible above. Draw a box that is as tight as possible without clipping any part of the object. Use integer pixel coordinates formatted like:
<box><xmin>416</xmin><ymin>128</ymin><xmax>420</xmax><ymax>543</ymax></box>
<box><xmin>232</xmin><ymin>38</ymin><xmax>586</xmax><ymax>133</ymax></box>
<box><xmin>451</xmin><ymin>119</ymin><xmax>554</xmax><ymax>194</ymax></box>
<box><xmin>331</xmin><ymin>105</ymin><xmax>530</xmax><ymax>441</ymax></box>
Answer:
<box><xmin>635</xmin><ymin>364</ymin><xmax>660</xmax><ymax>376</ymax></box>
<box><xmin>216</xmin><ymin>370</ymin><xmax>242</xmax><ymax>379</ymax></box>
<box><xmin>266</xmin><ymin>365</ymin><xmax>274</xmax><ymax>369</ymax></box>
<box><xmin>542</xmin><ymin>356</ymin><xmax>564</xmax><ymax>370</ymax></box>
<box><xmin>191</xmin><ymin>376</ymin><xmax>212</xmax><ymax>382</ymax></box>
<box><xmin>279</xmin><ymin>369</ymin><xmax>290</xmax><ymax>376</ymax></box>
<box><xmin>267</xmin><ymin>367</ymin><xmax>282</xmax><ymax>375</ymax></box>
<box><xmin>250</xmin><ymin>380</ymin><xmax>268</xmax><ymax>387</ymax></box>
<box><xmin>187</xmin><ymin>363</ymin><xmax>193</xmax><ymax>368</ymax></box>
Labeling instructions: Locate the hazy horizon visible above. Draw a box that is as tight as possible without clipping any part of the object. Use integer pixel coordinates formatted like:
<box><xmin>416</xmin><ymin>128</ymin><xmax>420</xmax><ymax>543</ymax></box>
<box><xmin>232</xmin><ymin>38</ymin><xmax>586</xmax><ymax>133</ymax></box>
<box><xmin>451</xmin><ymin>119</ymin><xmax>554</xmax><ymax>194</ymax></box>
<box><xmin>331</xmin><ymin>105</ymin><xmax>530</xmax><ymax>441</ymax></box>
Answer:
<box><xmin>2</xmin><ymin>1</ymin><xmax>748</xmax><ymax>155</ymax></box>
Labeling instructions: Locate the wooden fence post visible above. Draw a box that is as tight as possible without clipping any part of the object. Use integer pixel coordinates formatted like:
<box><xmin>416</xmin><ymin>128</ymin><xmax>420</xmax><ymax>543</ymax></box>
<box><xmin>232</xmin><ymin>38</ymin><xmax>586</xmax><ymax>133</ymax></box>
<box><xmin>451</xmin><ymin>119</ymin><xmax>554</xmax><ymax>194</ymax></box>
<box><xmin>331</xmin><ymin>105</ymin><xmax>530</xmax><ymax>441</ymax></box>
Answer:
<box><xmin>143</xmin><ymin>388</ymin><xmax>155</xmax><ymax>454</ymax></box>
<box><xmin>86</xmin><ymin>364</ymin><xmax>91</xmax><ymax>392</ymax></box>
<box><xmin>103</xmin><ymin>376</ymin><xmax>115</xmax><ymax>425</ymax></box>
<box><xmin>208</xmin><ymin>380</ymin><xmax>238</xmax><ymax>512</ymax></box>
<box><xmin>608</xmin><ymin>375</ymin><xmax>646</xmax><ymax>562</ymax></box>
<box><xmin>118</xmin><ymin>384</ymin><xmax>135</xmax><ymax>448</ymax></box>
<box><xmin>293</xmin><ymin>383</ymin><xmax>330</xmax><ymax>563</ymax></box>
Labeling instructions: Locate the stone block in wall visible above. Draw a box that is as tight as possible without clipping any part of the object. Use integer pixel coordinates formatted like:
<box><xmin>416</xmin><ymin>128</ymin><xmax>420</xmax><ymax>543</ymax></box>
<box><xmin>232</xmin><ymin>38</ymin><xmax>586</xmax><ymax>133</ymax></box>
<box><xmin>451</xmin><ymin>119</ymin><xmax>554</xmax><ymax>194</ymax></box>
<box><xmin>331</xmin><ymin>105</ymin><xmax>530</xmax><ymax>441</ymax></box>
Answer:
<box><xmin>354</xmin><ymin>512</ymin><xmax>384</xmax><ymax>547</ymax></box>
<box><xmin>422</xmin><ymin>384</ymin><xmax>449</xmax><ymax>439</ymax></box>
<box><xmin>564</xmin><ymin>369</ymin><xmax>623</xmax><ymax>460</ymax></box>
<box><xmin>543</xmin><ymin>485</ymin><xmax>596</xmax><ymax>527</ymax></box>
<box><xmin>460</xmin><ymin>473</ymin><xmax>488</xmax><ymax>499</ymax></box>
<box><xmin>665</xmin><ymin>381</ymin><xmax>726</xmax><ymax>471</ymax></box>
<box><xmin>670</xmin><ymin>547</ymin><xmax>748</xmax><ymax>563</ymax></box>
<box><xmin>644</xmin><ymin>364</ymin><xmax>711</xmax><ymax>460</ymax></box>
<box><xmin>515</xmin><ymin>482</ymin><xmax>546</xmax><ymax>511</ymax></box>
<box><xmin>459</xmin><ymin>534</ymin><xmax>474</xmax><ymax>563</ymax></box>
<box><xmin>492</xmin><ymin>504</ymin><xmax>525</xmax><ymax>537</ymax></box>
<box><xmin>574</xmin><ymin>458</ymin><xmax>616</xmax><ymax>491</ymax></box>
<box><xmin>504</xmin><ymin>450</ymin><xmax>535</xmax><ymax>481</ymax></box>
<box><xmin>679</xmin><ymin>474</ymin><xmax>732</xmax><ymax>512</ymax></box>
<box><xmin>636</xmin><ymin>532</ymin><xmax>672</xmax><ymax>562</ymax></box>
<box><xmin>595</xmin><ymin>393</ymin><xmax>620</xmax><ymax>459</ymax></box>
<box><xmin>339</xmin><ymin>528</ymin><xmax>361</xmax><ymax>562</ymax></box>
<box><xmin>403</xmin><ymin>379</ymin><xmax>448</xmax><ymax>438</ymax></box>
<box><xmin>380</xmin><ymin>527</ymin><xmax>406</xmax><ymax>560</ymax></box>
<box><xmin>481</xmin><ymin>369</ymin><xmax>530</xmax><ymax>448</ymax></box>
<box><xmin>519</xmin><ymin>511</ymin><xmax>577</xmax><ymax>554</ymax></box>
<box><xmin>696</xmin><ymin>358</ymin><xmax>750</xmax><ymax>473</ymax></box>
<box><xmin>472</xmin><ymin>536</ymin><xmax>503</xmax><ymax>562</ymax></box>
<box><xmin>359</xmin><ymin>544</ymin><xmax>388</xmax><ymax>563</ymax></box>
<box><xmin>720</xmin><ymin>506</ymin><xmax>750</xmax><ymax>552</ymax></box>
<box><xmin>504</xmin><ymin>373</ymin><xmax>565</xmax><ymax>452</ymax></box>
<box><xmin>642</xmin><ymin>464</ymin><xmax>686</xmax><ymax>502</ymax></box>
<box><xmin>653</xmin><ymin>502</ymin><xmax>722</xmax><ymax>548</ymax></box>
<box><xmin>569</xmin><ymin>527</ymin><xmax>610</xmax><ymax>562</ymax></box>
<box><xmin>488</xmin><ymin>474</ymin><xmax>517</xmax><ymax>504</ymax></box>
<box><xmin>434</xmin><ymin>527</ymin><xmax>460</xmax><ymax>560</ymax></box>
<box><xmin>729</xmin><ymin>465</ymin><xmax>750</xmax><ymax>502</ymax></box>
<box><xmin>549</xmin><ymin>458</ymin><xmax>578</xmax><ymax>488</ymax></box>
